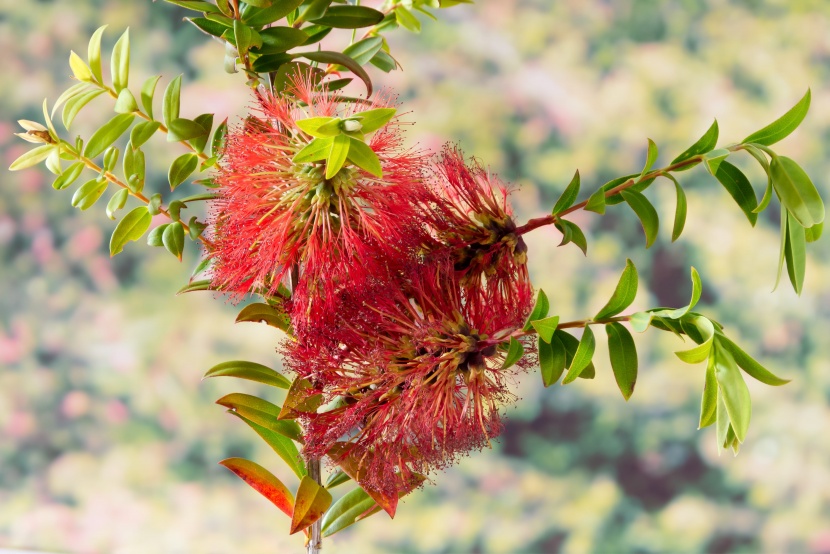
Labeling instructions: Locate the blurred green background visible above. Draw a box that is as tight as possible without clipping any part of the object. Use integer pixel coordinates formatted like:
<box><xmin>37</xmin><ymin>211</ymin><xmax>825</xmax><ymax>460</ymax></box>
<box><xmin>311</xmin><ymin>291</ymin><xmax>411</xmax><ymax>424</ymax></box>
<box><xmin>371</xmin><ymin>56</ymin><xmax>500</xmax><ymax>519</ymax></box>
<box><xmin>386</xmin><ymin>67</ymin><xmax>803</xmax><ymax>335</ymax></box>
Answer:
<box><xmin>2</xmin><ymin>1</ymin><xmax>830</xmax><ymax>552</ymax></box>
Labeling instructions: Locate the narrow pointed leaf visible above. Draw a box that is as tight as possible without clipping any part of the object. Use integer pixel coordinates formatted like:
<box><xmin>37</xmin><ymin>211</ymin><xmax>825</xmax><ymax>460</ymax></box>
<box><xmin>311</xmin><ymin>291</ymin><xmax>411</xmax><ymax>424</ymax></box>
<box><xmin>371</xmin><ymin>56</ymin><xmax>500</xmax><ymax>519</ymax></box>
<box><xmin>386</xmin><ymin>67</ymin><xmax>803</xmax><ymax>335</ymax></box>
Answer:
<box><xmin>87</xmin><ymin>25</ymin><xmax>107</xmax><ymax>84</ymax></box>
<box><xmin>53</xmin><ymin>161</ymin><xmax>85</xmax><ymax>190</ymax></box>
<box><xmin>236</xmin><ymin>303</ymin><xmax>291</xmax><ymax>333</ymax></box>
<box><xmin>71</xmin><ymin>178</ymin><xmax>108</xmax><ymax>210</ymax></box>
<box><xmin>111</xmin><ymin>29</ymin><xmax>130</xmax><ymax>92</ymax></box>
<box><xmin>770</xmin><ymin>155</ymin><xmax>825</xmax><ymax>228</ymax></box>
<box><xmin>539</xmin><ymin>332</ymin><xmax>567</xmax><ymax>386</ymax></box>
<box><xmin>106</xmin><ymin>188</ymin><xmax>129</xmax><ymax>219</ymax></box>
<box><xmin>52</xmin><ymin>82</ymin><xmax>90</xmax><ymax>118</ymax></box>
<box><xmin>699</xmin><ymin>355</ymin><xmax>718</xmax><ymax>428</ymax></box>
<box><xmin>244</xmin><ymin>0</ymin><xmax>305</xmax><ymax>26</ymax></box>
<box><xmin>130</xmin><ymin>120</ymin><xmax>161</xmax><ymax>149</ymax></box>
<box><xmin>523</xmin><ymin>290</ymin><xmax>550</xmax><ymax>331</ymax></box>
<box><xmin>83</xmin><ymin>113</ymin><xmax>135</xmax><ymax>158</ymax></box>
<box><xmin>62</xmin><ymin>89</ymin><xmax>105</xmax><ymax>129</ymax></box>
<box><xmin>321</xmin><ymin>487</ymin><xmax>382</xmax><ymax>537</ymax></box>
<box><xmin>555</xmin><ymin>219</ymin><xmax>588</xmax><ymax>255</ymax></box>
<box><xmin>162</xmin><ymin>221</ymin><xmax>185</xmax><ymax>261</ymax></box>
<box><xmin>297</xmin><ymin>50</ymin><xmax>373</xmax><ymax>96</ymax></box>
<box><xmin>620</xmin><ymin>189</ymin><xmax>659</xmax><ymax>248</ymax></box>
<box><xmin>347</xmin><ymin>138</ymin><xmax>383</xmax><ymax>177</ymax></box>
<box><xmin>561</xmin><ymin>326</ymin><xmax>596</xmax><ymax>384</ymax></box>
<box><xmin>714</xmin><ymin>161</ymin><xmax>758</xmax><ymax>226</ymax></box>
<box><xmin>552</xmin><ymin>170</ymin><xmax>580</xmax><ymax>214</ymax></box>
<box><xmin>311</xmin><ymin>5</ymin><xmax>385</xmax><ymax>28</ymax></box>
<box><xmin>671</xmin><ymin>119</ymin><xmax>718</xmax><ymax>164</ymax></box>
<box><xmin>325</xmin><ymin>133</ymin><xmax>350</xmax><ymax>178</ymax></box>
<box><xmin>204</xmin><ymin>360</ymin><xmax>291</xmax><ymax>389</ymax></box>
<box><xmin>229</xmin><ymin>412</ymin><xmax>305</xmax><ymax>479</ymax></box>
<box><xmin>219</xmin><ymin>458</ymin><xmax>294</xmax><ymax>518</ymax></box>
<box><xmin>216</xmin><ymin>393</ymin><xmax>302</xmax><ymax>442</ymax></box>
<box><xmin>584</xmin><ymin>186</ymin><xmax>606</xmax><ymax>214</ymax></box>
<box><xmin>353</xmin><ymin>108</ymin><xmax>397</xmax><ymax>134</ymax></box>
<box><xmin>641</xmin><ymin>138</ymin><xmax>658</xmax><ymax>176</ymax></box>
<box><xmin>714</xmin><ymin>344</ymin><xmax>751</xmax><ymax>443</ymax></box>
<box><xmin>168</xmin><ymin>153</ymin><xmax>199</xmax><ymax>190</ymax></box>
<box><xmin>294</xmin><ymin>137</ymin><xmax>333</xmax><ymax>163</ymax></box>
<box><xmin>594</xmin><ymin>259</ymin><xmax>638</xmax><ymax>320</ymax></box>
<box><xmin>9</xmin><ymin>144</ymin><xmax>55</xmax><ymax>171</ymax></box>
<box><xmin>716</xmin><ymin>335</ymin><xmax>790</xmax><ymax>386</ymax></box>
<box><xmin>785</xmin><ymin>213</ymin><xmax>806</xmax><ymax>295</ymax></box>
<box><xmin>290</xmin><ymin>476</ymin><xmax>333</xmax><ymax>535</ymax></box>
<box><xmin>669</xmin><ymin>174</ymin><xmax>687</xmax><ymax>241</ymax></box>
<box><xmin>342</xmin><ymin>37</ymin><xmax>384</xmax><ymax>66</ymax></box>
<box><xmin>114</xmin><ymin>88</ymin><xmax>138</xmax><ymax>114</ymax></box>
<box><xmin>279</xmin><ymin>377</ymin><xmax>324</xmax><ymax>420</ymax></box>
<box><xmin>606</xmin><ymin>322</ymin><xmax>638</xmax><ymax>400</ymax></box>
<box><xmin>743</xmin><ymin>89</ymin><xmax>811</xmax><ymax>146</ymax></box>
<box><xmin>140</xmin><ymin>75</ymin><xmax>161</xmax><ymax>120</ymax></box>
<box><xmin>163</xmin><ymin>75</ymin><xmax>182</xmax><ymax>126</ymax></box>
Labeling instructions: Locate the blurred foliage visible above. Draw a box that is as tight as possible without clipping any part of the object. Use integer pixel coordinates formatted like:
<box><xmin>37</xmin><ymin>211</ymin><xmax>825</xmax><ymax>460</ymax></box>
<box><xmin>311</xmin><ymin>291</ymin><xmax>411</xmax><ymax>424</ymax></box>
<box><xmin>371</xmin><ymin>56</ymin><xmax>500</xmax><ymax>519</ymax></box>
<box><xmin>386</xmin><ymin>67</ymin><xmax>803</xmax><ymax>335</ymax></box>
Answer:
<box><xmin>2</xmin><ymin>0</ymin><xmax>830</xmax><ymax>552</ymax></box>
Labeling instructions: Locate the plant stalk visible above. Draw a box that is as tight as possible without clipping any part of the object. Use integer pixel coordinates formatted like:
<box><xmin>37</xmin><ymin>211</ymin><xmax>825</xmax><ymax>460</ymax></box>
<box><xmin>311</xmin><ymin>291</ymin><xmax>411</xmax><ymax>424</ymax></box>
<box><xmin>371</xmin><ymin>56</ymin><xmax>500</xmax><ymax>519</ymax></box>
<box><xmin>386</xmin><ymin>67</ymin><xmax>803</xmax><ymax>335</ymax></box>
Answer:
<box><xmin>307</xmin><ymin>457</ymin><xmax>322</xmax><ymax>554</ymax></box>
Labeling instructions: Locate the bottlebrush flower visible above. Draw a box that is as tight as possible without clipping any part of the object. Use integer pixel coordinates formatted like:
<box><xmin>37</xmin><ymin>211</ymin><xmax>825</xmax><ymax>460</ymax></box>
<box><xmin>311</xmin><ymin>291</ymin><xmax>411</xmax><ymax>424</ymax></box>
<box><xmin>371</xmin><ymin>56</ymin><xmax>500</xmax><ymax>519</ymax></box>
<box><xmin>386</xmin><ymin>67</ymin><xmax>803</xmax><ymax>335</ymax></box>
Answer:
<box><xmin>421</xmin><ymin>146</ymin><xmax>530</xmax><ymax>307</ymax></box>
<box><xmin>206</xmin><ymin>75</ymin><xmax>428</xmax><ymax>322</ymax></box>
<box><xmin>285</xmin><ymin>257</ymin><xmax>534</xmax><ymax>500</ymax></box>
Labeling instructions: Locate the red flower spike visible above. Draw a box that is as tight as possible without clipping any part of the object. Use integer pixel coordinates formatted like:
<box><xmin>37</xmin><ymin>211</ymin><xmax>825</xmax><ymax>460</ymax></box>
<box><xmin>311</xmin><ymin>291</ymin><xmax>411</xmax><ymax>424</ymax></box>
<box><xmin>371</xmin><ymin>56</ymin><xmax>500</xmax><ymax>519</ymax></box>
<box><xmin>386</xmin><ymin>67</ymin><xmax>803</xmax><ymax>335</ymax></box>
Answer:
<box><xmin>285</xmin><ymin>257</ymin><xmax>535</xmax><ymax>499</ymax></box>
<box><xmin>421</xmin><ymin>145</ymin><xmax>532</xmax><ymax>308</ymax></box>
<box><xmin>206</xmin><ymin>76</ymin><xmax>430</xmax><ymax>326</ymax></box>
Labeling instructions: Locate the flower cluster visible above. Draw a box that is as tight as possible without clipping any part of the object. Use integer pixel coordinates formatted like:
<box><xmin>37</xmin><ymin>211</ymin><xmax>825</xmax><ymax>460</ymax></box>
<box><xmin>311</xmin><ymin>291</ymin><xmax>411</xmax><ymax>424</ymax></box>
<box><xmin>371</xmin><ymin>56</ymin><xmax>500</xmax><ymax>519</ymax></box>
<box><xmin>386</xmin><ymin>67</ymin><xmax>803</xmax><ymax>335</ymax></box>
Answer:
<box><xmin>208</xmin><ymin>76</ymin><xmax>535</xmax><ymax>505</ymax></box>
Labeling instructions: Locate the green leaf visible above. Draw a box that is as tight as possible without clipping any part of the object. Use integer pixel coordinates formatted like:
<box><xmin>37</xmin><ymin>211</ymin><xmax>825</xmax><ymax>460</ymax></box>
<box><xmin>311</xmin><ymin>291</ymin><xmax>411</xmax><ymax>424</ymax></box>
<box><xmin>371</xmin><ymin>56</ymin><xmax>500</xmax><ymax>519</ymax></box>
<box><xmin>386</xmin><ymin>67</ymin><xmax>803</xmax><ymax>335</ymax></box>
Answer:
<box><xmin>290</xmin><ymin>476</ymin><xmax>333</xmax><ymax>535</ymax></box>
<box><xmin>775</xmin><ymin>206</ymin><xmax>788</xmax><ymax>290</ymax></box>
<box><xmin>353</xmin><ymin>107</ymin><xmax>397</xmax><ymax>134</ymax></box>
<box><xmin>123</xmin><ymin>144</ymin><xmax>145</xmax><ymax>184</ymax></box>
<box><xmin>88</xmin><ymin>25</ymin><xmax>107</xmax><ymax>83</ymax></box>
<box><xmin>162</xmin><ymin>221</ymin><xmax>185</xmax><ymax>261</ymax></box>
<box><xmin>70</xmin><ymin>178</ymin><xmax>108</xmax><ymax>210</ymax></box>
<box><xmin>629</xmin><ymin>311</ymin><xmax>653</xmax><ymax>333</ymax></box>
<box><xmin>699</xmin><ymin>355</ymin><xmax>718</xmax><ymax>429</ymax></box>
<box><xmin>806</xmin><ymin>221</ymin><xmax>823</xmax><ymax>243</ymax></box>
<box><xmin>370</xmin><ymin>50</ymin><xmax>397</xmax><ymax>72</ymax></box>
<box><xmin>168</xmin><ymin>153</ymin><xmax>199</xmax><ymax>190</ymax></box>
<box><xmin>219</xmin><ymin>458</ymin><xmax>294</xmax><ymax>518</ymax></box>
<box><xmin>216</xmin><ymin>393</ymin><xmax>302</xmax><ymax>442</ymax></box>
<box><xmin>674</xmin><ymin>316</ymin><xmax>715</xmax><ymax>364</ymax></box>
<box><xmin>84</xmin><ymin>113</ymin><xmax>135</xmax><ymax>159</ymax></box>
<box><xmin>326</xmin><ymin>134</ymin><xmax>350</xmax><ymax>179</ymax></box>
<box><xmin>69</xmin><ymin>51</ymin><xmax>94</xmax><ymax>82</ymax></box>
<box><xmin>342</xmin><ymin>37</ymin><xmax>384</xmax><ymax>66</ymax></box>
<box><xmin>561</xmin><ymin>326</ymin><xmax>596</xmax><ymax>384</ymax></box>
<box><xmin>641</xmin><ymin>138</ymin><xmax>658</xmax><ymax>176</ymax></box>
<box><xmin>321</xmin><ymin>487</ymin><xmax>381</xmax><ymax>538</ymax></box>
<box><xmin>555</xmin><ymin>219</ymin><xmax>588</xmax><ymax>255</ymax></box>
<box><xmin>187</xmin><ymin>17</ymin><xmax>228</xmax><ymax>37</ymax></box>
<box><xmin>110</xmin><ymin>206</ymin><xmax>152</xmax><ymax>256</ymax></box>
<box><xmin>703</xmin><ymin>148</ymin><xmax>730</xmax><ymax>176</ymax></box>
<box><xmin>552</xmin><ymin>170</ymin><xmax>580</xmax><ymax>215</ymax></box>
<box><xmin>769</xmin><ymin>155</ymin><xmax>825</xmax><ymax>228</ymax></box>
<box><xmin>395</xmin><ymin>6</ymin><xmax>422</xmax><ymax>32</ymax></box>
<box><xmin>785</xmin><ymin>212</ymin><xmax>807</xmax><ymax>295</ymax></box>
<box><xmin>743</xmin><ymin>89</ymin><xmax>811</xmax><ymax>146</ymax></box>
<box><xmin>62</xmin><ymin>89</ymin><xmax>106</xmax><ymax>129</ymax></box>
<box><xmin>531</xmin><ymin>316</ymin><xmax>560</xmax><ymax>344</ymax></box>
<box><xmin>346</xmin><ymin>138</ymin><xmax>383</xmax><ymax>177</ymax></box>
<box><xmin>52</xmin><ymin>161</ymin><xmax>85</xmax><ymax>190</ymax></box>
<box><xmin>190</xmin><ymin>114</ymin><xmax>214</xmax><ymax>153</ymax></box>
<box><xmin>236</xmin><ymin>302</ymin><xmax>291</xmax><ymax>333</ymax></box>
<box><xmin>8</xmin><ymin>144</ymin><xmax>55</xmax><ymax>171</ymax></box>
<box><xmin>251</xmin><ymin>52</ymin><xmax>293</xmax><ymax>73</ymax></box>
<box><xmin>168</xmin><ymin>118</ymin><xmax>208</xmax><ymax>142</ymax></box>
<box><xmin>325</xmin><ymin>471</ymin><xmax>351</xmax><ymax>490</ymax></box>
<box><xmin>203</xmin><ymin>360</ymin><xmax>291</xmax><ymax>389</ymax></box>
<box><xmin>114</xmin><ymin>88</ymin><xmax>138</xmax><ymax>114</ymax></box>
<box><xmin>111</xmin><ymin>28</ymin><xmax>130</xmax><ymax>92</ymax></box>
<box><xmin>140</xmin><ymin>75</ymin><xmax>160</xmax><ymax>120</ymax></box>
<box><xmin>668</xmin><ymin>174</ymin><xmax>687</xmax><ymax>241</ymax></box>
<box><xmin>244</xmin><ymin>0</ymin><xmax>305</xmax><ymax>26</ymax></box>
<box><xmin>713</xmin><ymin>344</ymin><xmax>751</xmax><ymax>443</ymax></box>
<box><xmin>584</xmin><ymin>187</ymin><xmax>606</xmax><ymax>214</ymax></box>
<box><xmin>538</xmin><ymin>333</ymin><xmax>566</xmax><ymax>386</ymax></box>
<box><xmin>233</xmin><ymin>19</ymin><xmax>254</xmax><ymax>54</ymax></box>
<box><xmin>501</xmin><ymin>337</ymin><xmax>525</xmax><ymax>369</ymax></box>
<box><xmin>716</xmin><ymin>390</ymin><xmax>730</xmax><ymax>454</ymax></box>
<box><xmin>299</xmin><ymin>0</ymin><xmax>333</xmax><ymax>22</ymax></box>
<box><xmin>212</xmin><ymin>118</ymin><xmax>228</xmax><ymax>158</ymax></box>
<box><xmin>656</xmin><ymin>267</ymin><xmax>703</xmax><ymax>319</ymax></box>
<box><xmin>606</xmin><ymin>322</ymin><xmax>638</xmax><ymax>400</ymax></box>
<box><xmin>130</xmin><ymin>120</ymin><xmax>161</xmax><ymax>149</ymax></box>
<box><xmin>147</xmin><ymin>224</ymin><xmax>167</xmax><ymax>247</ymax></box>
<box><xmin>311</xmin><ymin>5</ymin><xmax>385</xmax><ymax>28</ymax></box>
<box><xmin>714</xmin><ymin>161</ymin><xmax>758</xmax><ymax>226</ymax></box>
<box><xmin>106</xmin><ymin>188</ymin><xmax>129</xmax><ymax>219</ymax></box>
<box><xmin>188</xmin><ymin>217</ymin><xmax>207</xmax><ymax>240</ymax></box>
<box><xmin>297</xmin><ymin>50</ymin><xmax>373</xmax><ymax>97</ymax></box>
<box><xmin>255</xmin><ymin>26</ymin><xmax>309</xmax><ymax>54</ymax></box>
<box><xmin>620</xmin><ymin>189</ymin><xmax>659</xmax><ymax>248</ymax></box>
<box><xmin>296</xmin><ymin>116</ymin><xmax>341</xmax><ymax>138</ymax></box>
<box><xmin>294</xmin><ymin>137</ymin><xmax>333</xmax><ymax>163</ymax></box>
<box><xmin>163</xmin><ymin>75</ymin><xmax>182</xmax><ymax>127</ymax></box>
<box><xmin>671</xmin><ymin>119</ymin><xmax>718</xmax><ymax>165</ymax></box>
<box><xmin>164</xmin><ymin>0</ymin><xmax>223</xmax><ymax>12</ymax></box>
<box><xmin>716</xmin><ymin>335</ymin><xmax>789</xmax><ymax>386</ymax></box>
<box><xmin>228</xmin><ymin>412</ymin><xmax>306</xmax><ymax>479</ymax></box>
<box><xmin>51</xmin><ymin>82</ymin><xmax>90</xmax><ymax>118</ymax></box>
<box><xmin>594</xmin><ymin>259</ymin><xmax>638</xmax><ymax>320</ymax></box>
<box><xmin>523</xmin><ymin>289</ymin><xmax>550</xmax><ymax>331</ymax></box>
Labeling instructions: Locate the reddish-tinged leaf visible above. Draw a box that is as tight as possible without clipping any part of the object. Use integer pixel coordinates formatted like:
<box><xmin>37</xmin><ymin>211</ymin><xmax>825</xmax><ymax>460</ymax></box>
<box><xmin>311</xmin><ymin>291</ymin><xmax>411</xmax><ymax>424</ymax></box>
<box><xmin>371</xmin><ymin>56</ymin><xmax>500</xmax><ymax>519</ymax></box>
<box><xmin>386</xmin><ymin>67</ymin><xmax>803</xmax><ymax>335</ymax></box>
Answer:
<box><xmin>219</xmin><ymin>458</ymin><xmax>294</xmax><ymax>518</ymax></box>
<box><xmin>279</xmin><ymin>377</ymin><xmax>323</xmax><ymax>420</ymax></box>
<box><xmin>290</xmin><ymin>476</ymin><xmax>333</xmax><ymax>535</ymax></box>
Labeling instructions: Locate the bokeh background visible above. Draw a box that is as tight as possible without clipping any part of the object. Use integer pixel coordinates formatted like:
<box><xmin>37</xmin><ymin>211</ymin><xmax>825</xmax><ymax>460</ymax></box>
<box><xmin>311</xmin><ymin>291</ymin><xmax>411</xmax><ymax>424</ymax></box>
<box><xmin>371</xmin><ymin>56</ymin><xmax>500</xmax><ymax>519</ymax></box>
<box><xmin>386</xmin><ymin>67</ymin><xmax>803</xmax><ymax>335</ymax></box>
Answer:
<box><xmin>2</xmin><ymin>1</ymin><xmax>830</xmax><ymax>552</ymax></box>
